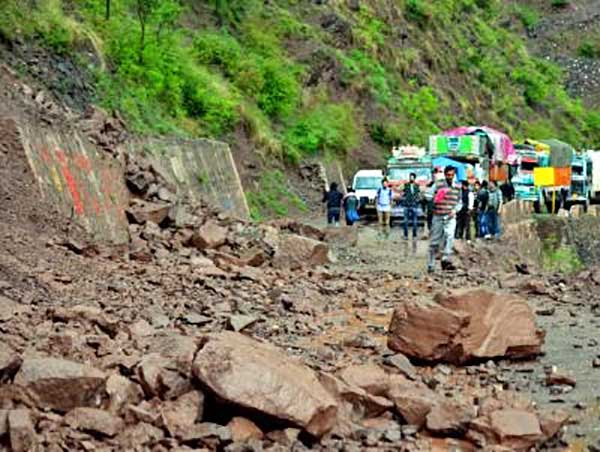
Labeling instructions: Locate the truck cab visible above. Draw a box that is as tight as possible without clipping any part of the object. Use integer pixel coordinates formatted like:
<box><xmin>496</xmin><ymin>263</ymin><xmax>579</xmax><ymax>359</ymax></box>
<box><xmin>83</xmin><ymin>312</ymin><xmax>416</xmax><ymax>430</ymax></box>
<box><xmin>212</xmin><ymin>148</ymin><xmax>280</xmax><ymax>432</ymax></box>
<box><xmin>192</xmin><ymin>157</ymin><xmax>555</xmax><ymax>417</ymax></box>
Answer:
<box><xmin>566</xmin><ymin>154</ymin><xmax>592</xmax><ymax>211</ymax></box>
<box><xmin>351</xmin><ymin>169</ymin><xmax>384</xmax><ymax>215</ymax></box>
<box><xmin>512</xmin><ymin>144</ymin><xmax>542</xmax><ymax>204</ymax></box>
<box><xmin>386</xmin><ymin>147</ymin><xmax>432</xmax><ymax>223</ymax></box>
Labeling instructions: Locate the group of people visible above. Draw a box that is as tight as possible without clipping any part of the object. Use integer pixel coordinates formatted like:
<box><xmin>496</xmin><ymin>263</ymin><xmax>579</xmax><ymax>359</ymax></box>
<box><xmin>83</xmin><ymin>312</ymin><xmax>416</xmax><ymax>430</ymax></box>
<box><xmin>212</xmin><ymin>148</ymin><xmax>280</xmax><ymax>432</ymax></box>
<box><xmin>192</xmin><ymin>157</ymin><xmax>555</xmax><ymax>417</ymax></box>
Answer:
<box><xmin>323</xmin><ymin>165</ymin><xmax>508</xmax><ymax>273</ymax></box>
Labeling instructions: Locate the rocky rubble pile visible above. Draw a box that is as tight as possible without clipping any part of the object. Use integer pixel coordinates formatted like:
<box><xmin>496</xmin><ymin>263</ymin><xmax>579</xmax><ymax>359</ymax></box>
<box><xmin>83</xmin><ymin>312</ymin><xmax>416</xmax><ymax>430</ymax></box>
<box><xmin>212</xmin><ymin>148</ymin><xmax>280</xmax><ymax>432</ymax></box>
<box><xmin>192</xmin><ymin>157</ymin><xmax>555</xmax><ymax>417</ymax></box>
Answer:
<box><xmin>0</xmin><ymin>151</ymin><xmax>573</xmax><ymax>450</ymax></box>
<box><xmin>123</xmin><ymin>156</ymin><xmax>332</xmax><ymax>272</ymax></box>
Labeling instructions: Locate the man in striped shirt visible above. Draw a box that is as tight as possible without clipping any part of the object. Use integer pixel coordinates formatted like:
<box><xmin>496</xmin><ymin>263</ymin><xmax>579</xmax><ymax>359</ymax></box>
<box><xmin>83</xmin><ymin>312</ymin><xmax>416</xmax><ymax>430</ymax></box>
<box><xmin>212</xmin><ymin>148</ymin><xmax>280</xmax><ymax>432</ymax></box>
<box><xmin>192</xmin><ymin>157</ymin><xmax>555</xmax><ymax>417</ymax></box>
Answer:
<box><xmin>427</xmin><ymin>166</ymin><xmax>462</xmax><ymax>273</ymax></box>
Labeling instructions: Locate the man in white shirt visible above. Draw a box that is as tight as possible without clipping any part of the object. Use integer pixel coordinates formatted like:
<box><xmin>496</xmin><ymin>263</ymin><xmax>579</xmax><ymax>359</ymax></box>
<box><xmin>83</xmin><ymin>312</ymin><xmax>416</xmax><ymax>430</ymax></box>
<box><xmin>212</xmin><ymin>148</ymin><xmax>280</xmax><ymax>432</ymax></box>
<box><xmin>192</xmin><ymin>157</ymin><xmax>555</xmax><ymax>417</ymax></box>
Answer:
<box><xmin>376</xmin><ymin>178</ymin><xmax>393</xmax><ymax>238</ymax></box>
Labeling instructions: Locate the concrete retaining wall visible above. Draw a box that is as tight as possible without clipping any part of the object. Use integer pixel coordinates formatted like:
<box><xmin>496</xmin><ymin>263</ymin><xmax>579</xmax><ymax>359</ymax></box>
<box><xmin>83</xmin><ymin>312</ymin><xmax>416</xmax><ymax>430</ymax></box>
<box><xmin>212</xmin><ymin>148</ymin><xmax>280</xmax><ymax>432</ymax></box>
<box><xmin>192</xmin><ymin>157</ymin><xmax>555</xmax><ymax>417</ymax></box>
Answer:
<box><xmin>19</xmin><ymin>124</ymin><xmax>129</xmax><ymax>244</ymax></box>
<box><xmin>121</xmin><ymin>137</ymin><xmax>249</xmax><ymax>220</ymax></box>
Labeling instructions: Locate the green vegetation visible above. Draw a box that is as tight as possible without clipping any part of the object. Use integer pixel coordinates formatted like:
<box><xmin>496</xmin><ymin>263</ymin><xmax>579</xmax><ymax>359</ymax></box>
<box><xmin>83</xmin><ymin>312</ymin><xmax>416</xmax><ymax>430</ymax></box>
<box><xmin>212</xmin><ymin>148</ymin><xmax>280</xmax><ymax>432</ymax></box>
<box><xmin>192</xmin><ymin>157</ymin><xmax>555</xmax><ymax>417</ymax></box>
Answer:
<box><xmin>246</xmin><ymin>170</ymin><xmax>308</xmax><ymax>221</ymax></box>
<box><xmin>3</xmin><ymin>0</ymin><xmax>600</xmax><ymax>219</ymax></box>
<box><xmin>578</xmin><ymin>39</ymin><xmax>600</xmax><ymax>59</ymax></box>
<box><xmin>542</xmin><ymin>243</ymin><xmax>583</xmax><ymax>274</ymax></box>
<box><xmin>512</xmin><ymin>4</ymin><xmax>539</xmax><ymax>29</ymax></box>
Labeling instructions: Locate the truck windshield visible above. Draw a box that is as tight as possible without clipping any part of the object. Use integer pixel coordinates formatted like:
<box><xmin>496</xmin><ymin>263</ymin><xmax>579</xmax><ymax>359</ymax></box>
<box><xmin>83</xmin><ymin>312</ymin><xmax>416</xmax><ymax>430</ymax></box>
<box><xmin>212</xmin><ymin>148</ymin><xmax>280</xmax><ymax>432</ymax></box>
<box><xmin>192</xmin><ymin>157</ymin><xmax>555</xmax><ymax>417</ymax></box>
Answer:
<box><xmin>354</xmin><ymin>177</ymin><xmax>382</xmax><ymax>189</ymax></box>
<box><xmin>520</xmin><ymin>161</ymin><xmax>538</xmax><ymax>172</ymax></box>
<box><xmin>387</xmin><ymin>167</ymin><xmax>430</xmax><ymax>182</ymax></box>
<box><xmin>572</xmin><ymin>165</ymin><xmax>584</xmax><ymax>176</ymax></box>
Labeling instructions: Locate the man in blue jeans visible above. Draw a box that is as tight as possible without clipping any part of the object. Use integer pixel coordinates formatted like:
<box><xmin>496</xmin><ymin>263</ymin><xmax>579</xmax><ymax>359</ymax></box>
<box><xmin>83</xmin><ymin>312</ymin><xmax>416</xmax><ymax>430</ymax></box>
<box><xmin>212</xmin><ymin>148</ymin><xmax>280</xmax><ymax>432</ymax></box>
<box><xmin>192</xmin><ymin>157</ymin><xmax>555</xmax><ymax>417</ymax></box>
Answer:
<box><xmin>402</xmin><ymin>172</ymin><xmax>420</xmax><ymax>240</ymax></box>
<box><xmin>485</xmin><ymin>180</ymin><xmax>503</xmax><ymax>239</ymax></box>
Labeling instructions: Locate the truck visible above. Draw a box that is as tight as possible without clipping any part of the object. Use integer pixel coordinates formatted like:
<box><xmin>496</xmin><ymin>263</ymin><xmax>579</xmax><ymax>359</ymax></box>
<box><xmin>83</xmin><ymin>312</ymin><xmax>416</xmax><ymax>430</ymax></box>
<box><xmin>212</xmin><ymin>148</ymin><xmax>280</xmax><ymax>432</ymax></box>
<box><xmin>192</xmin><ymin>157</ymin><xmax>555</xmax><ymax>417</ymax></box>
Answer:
<box><xmin>428</xmin><ymin>134</ymin><xmax>489</xmax><ymax>182</ymax></box>
<box><xmin>587</xmin><ymin>150</ymin><xmax>600</xmax><ymax>204</ymax></box>
<box><xmin>565</xmin><ymin>153</ymin><xmax>592</xmax><ymax>211</ymax></box>
<box><xmin>511</xmin><ymin>143</ymin><xmax>543</xmax><ymax>208</ymax></box>
<box><xmin>386</xmin><ymin>146</ymin><xmax>432</xmax><ymax>224</ymax></box>
<box><xmin>351</xmin><ymin>169</ymin><xmax>384</xmax><ymax>216</ymax></box>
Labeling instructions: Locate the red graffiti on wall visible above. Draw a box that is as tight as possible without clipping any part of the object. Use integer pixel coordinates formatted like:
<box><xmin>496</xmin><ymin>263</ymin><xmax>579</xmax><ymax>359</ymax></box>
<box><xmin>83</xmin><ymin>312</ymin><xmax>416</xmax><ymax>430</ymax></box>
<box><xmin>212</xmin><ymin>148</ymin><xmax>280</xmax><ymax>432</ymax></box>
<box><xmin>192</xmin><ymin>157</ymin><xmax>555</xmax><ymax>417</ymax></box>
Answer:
<box><xmin>60</xmin><ymin>165</ymin><xmax>84</xmax><ymax>215</ymax></box>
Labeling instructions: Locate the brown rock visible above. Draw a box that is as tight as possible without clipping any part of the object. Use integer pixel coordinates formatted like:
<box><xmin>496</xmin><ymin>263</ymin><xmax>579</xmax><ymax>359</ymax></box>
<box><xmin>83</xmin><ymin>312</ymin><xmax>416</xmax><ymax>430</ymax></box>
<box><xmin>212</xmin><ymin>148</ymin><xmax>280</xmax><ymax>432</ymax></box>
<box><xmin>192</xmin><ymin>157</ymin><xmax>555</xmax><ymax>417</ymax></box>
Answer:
<box><xmin>425</xmin><ymin>400</ymin><xmax>474</xmax><ymax>435</ymax></box>
<box><xmin>14</xmin><ymin>358</ymin><xmax>105</xmax><ymax>412</ymax></box>
<box><xmin>65</xmin><ymin>407</ymin><xmax>124</xmax><ymax>437</ymax></box>
<box><xmin>337</xmin><ymin>363</ymin><xmax>389</xmax><ymax>396</ymax></box>
<box><xmin>136</xmin><ymin>353</ymin><xmax>192</xmax><ymax>399</ymax></box>
<box><xmin>8</xmin><ymin>409</ymin><xmax>37</xmax><ymax>452</ymax></box>
<box><xmin>189</xmin><ymin>221</ymin><xmax>228</xmax><ymax>250</ymax></box>
<box><xmin>0</xmin><ymin>295</ymin><xmax>27</xmax><ymax>322</ymax></box>
<box><xmin>388</xmin><ymin>289</ymin><xmax>544</xmax><ymax>364</ymax></box>
<box><xmin>162</xmin><ymin>390</ymin><xmax>204</xmax><ymax>437</ymax></box>
<box><xmin>545</xmin><ymin>370</ymin><xmax>576</xmax><ymax>387</ymax></box>
<box><xmin>488</xmin><ymin>409</ymin><xmax>543</xmax><ymax>450</ymax></box>
<box><xmin>148</xmin><ymin>333</ymin><xmax>199</xmax><ymax>375</ymax></box>
<box><xmin>272</xmin><ymin>234</ymin><xmax>330</xmax><ymax>268</ymax></box>
<box><xmin>193</xmin><ymin>332</ymin><xmax>337</xmax><ymax>437</ymax></box>
<box><xmin>105</xmin><ymin>374</ymin><xmax>144</xmax><ymax>414</ymax></box>
<box><xmin>538</xmin><ymin>409</ymin><xmax>569</xmax><ymax>438</ymax></box>
<box><xmin>116</xmin><ymin>422</ymin><xmax>164</xmax><ymax>449</ymax></box>
<box><xmin>386</xmin><ymin>378</ymin><xmax>440</xmax><ymax>427</ymax></box>
<box><xmin>228</xmin><ymin>417</ymin><xmax>264</xmax><ymax>442</ymax></box>
<box><xmin>319</xmin><ymin>373</ymin><xmax>393</xmax><ymax>422</ymax></box>
<box><xmin>0</xmin><ymin>409</ymin><xmax>8</xmax><ymax>436</ymax></box>
<box><xmin>126</xmin><ymin>200</ymin><xmax>171</xmax><ymax>225</ymax></box>
<box><xmin>0</xmin><ymin>342</ymin><xmax>21</xmax><ymax>379</ymax></box>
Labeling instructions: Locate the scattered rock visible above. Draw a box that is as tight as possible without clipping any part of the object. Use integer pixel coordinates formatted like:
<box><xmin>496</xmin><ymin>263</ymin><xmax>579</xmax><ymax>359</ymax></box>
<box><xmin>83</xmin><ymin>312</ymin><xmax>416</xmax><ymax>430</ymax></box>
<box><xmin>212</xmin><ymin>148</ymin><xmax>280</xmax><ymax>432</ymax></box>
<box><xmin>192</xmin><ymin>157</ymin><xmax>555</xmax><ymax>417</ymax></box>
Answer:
<box><xmin>388</xmin><ymin>289</ymin><xmax>545</xmax><ymax>364</ymax></box>
<box><xmin>189</xmin><ymin>221</ymin><xmax>228</xmax><ymax>250</ymax></box>
<box><xmin>272</xmin><ymin>234</ymin><xmax>331</xmax><ymax>268</ymax></box>
<box><xmin>14</xmin><ymin>357</ymin><xmax>105</xmax><ymax>412</ymax></box>
<box><xmin>228</xmin><ymin>417</ymin><xmax>264</xmax><ymax>443</ymax></box>
<box><xmin>65</xmin><ymin>407</ymin><xmax>124</xmax><ymax>437</ymax></box>
<box><xmin>193</xmin><ymin>332</ymin><xmax>338</xmax><ymax>437</ymax></box>
<box><xmin>8</xmin><ymin>409</ymin><xmax>37</xmax><ymax>452</ymax></box>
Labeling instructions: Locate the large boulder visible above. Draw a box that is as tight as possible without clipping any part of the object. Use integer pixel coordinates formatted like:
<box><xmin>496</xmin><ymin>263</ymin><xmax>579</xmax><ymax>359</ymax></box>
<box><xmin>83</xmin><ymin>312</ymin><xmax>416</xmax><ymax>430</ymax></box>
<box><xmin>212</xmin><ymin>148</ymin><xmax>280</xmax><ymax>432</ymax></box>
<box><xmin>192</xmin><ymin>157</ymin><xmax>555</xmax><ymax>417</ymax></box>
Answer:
<box><xmin>189</xmin><ymin>221</ymin><xmax>228</xmax><ymax>250</ymax></box>
<box><xmin>192</xmin><ymin>332</ymin><xmax>337</xmax><ymax>437</ymax></box>
<box><xmin>14</xmin><ymin>358</ymin><xmax>106</xmax><ymax>412</ymax></box>
<box><xmin>387</xmin><ymin>289</ymin><xmax>544</xmax><ymax>364</ymax></box>
<box><xmin>272</xmin><ymin>234</ymin><xmax>330</xmax><ymax>268</ymax></box>
<box><xmin>126</xmin><ymin>200</ymin><xmax>171</xmax><ymax>225</ymax></box>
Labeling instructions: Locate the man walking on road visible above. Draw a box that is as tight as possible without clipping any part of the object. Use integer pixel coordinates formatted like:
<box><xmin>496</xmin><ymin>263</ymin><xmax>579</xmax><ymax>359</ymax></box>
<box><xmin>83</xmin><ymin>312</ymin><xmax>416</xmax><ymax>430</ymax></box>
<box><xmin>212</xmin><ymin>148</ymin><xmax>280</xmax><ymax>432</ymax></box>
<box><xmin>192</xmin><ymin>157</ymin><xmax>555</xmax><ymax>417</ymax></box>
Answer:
<box><xmin>427</xmin><ymin>166</ymin><xmax>462</xmax><ymax>273</ymax></box>
<box><xmin>402</xmin><ymin>172</ymin><xmax>420</xmax><ymax>240</ymax></box>
<box><xmin>486</xmin><ymin>181</ymin><xmax>503</xmax><ymax>239</ymax></box>
<box><xmin>376</xmin><ymin>178</ymin><xmax>393</xmax><ymax>238</ymax></box>
<box><xmin>455</xmin><ymin>180</ymin><xmax>474</xmax><ymax>241</ymax></box>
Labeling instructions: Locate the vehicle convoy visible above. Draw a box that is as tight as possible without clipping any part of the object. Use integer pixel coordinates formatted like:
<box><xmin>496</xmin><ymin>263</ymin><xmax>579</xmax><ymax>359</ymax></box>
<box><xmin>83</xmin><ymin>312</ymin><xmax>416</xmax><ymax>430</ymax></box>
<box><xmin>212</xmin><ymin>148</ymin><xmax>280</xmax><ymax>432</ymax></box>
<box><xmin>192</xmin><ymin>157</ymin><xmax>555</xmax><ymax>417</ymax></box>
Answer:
<box><xmin>588</xmin><ymin>150</ymin><xmax>600</xmax><ymax>204</ymax></box>
<box><xmin>351</xmin><ymin>169</ymin><xmax>383</xmax><ymax>216</ymax></box>
<box><xmin>386</xmin><ymin>146</ymin><xmax>431</xmax><ymax>223</ymax></box>
<box><xmin>566</xmin><ymin>153</ymin><xmax>592</xmax><ymax>211</ymax></box>
<box><xmin>512</xmin><ymin>143</ymin><xmax>543</xmax><ymax>206</ymax></box>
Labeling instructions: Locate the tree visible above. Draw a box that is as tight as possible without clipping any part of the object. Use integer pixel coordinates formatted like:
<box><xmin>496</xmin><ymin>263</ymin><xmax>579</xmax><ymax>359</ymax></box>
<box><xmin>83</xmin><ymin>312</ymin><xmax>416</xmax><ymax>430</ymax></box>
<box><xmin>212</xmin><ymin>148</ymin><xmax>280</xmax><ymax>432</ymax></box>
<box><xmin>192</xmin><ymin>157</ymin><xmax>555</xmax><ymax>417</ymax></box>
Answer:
<box><xmin>134</xmin><ymin>0</ymin><xmax>159</xmax><ymax>63</ymax></box>
<box><xmin>106</xmin><ymin>0</ymin><xmax>111</xmax><ymax>20</ymax></box>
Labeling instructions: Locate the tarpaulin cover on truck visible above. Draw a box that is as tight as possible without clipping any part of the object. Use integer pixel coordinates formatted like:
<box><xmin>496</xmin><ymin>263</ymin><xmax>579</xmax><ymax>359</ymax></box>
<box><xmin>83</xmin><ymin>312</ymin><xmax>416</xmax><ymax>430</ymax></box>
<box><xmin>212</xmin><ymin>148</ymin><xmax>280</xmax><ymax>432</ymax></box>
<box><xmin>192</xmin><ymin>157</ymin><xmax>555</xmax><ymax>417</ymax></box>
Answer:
<box><xmin>442</xmin><ymin>126</ymin><xmax>516</xmax><ymax>164</ymax></box>
<box><xmin>540</xmin><ymin>139</ymin><xmax>574</xmax><ymax>168</ymax></box>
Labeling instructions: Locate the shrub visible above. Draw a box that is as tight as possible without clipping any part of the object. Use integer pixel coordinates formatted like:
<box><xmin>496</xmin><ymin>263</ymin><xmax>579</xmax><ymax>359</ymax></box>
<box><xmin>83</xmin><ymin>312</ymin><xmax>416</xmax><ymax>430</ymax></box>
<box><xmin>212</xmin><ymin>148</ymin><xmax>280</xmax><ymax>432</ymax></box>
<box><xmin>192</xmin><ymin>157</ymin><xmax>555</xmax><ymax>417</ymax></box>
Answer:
<box><xmin>405</xmin><ymin>0</ymin><xmax>432</xmax><ymax>26</ymax></box>
<box><xmin>284</xmin><ymin>103</ymin><xmax>360</xmax><ymax>161</ymax></box>
<box><xmin>514</xmin><ymin>5</ymin><xmax>539</xmax><ymax>29</ymax></box>
<box><xmin>551</xmin><ymin>0</ymin><xmax>570</xmax><ymax>8</ymax></box>
<box><xmin>577</xmin><ymin>40</ymin><xmax>600</xmax><ymax>58</ymax></box>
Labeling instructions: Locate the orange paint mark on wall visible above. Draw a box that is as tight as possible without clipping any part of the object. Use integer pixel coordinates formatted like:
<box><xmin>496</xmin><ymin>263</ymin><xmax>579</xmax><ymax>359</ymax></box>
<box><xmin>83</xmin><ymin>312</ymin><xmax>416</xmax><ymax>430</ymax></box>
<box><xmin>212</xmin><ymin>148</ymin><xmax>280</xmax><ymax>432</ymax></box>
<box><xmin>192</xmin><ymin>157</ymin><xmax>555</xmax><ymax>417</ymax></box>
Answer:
<box><xmin>61</xmin><ymin>165</ymin><xmax>84</xmax><ymax>215</ymax></box>
<box><xmin>74</xmin><ymin>154</ymin><xmax>92</xmax><ymax>173</ymax></box>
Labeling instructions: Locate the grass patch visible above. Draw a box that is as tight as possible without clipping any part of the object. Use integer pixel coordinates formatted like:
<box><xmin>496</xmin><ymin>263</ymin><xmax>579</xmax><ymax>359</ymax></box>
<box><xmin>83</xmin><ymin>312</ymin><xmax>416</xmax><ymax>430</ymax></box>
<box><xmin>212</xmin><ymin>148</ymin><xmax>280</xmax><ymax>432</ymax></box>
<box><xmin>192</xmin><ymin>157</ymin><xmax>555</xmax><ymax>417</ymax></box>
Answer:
<box><xmin>246</xmin><ymin>170</ymin><xmax>308</xmax><ymax>221</ymax></box>
<box><xmin>542</xmin><ymin>244</ymin><xmax>583</xmax><ymax>274</ymax></box>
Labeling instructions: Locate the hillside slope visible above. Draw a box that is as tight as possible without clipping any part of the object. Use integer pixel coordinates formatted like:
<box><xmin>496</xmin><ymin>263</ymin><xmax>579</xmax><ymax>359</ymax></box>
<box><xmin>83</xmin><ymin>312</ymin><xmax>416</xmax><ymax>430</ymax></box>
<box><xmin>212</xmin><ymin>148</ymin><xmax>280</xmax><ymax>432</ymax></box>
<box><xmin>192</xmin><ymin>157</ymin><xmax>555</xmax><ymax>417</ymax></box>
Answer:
<box><xmin>2</xmin><ymin>0</ymin><xmax>600</xmax><ymax>218</ymax></box>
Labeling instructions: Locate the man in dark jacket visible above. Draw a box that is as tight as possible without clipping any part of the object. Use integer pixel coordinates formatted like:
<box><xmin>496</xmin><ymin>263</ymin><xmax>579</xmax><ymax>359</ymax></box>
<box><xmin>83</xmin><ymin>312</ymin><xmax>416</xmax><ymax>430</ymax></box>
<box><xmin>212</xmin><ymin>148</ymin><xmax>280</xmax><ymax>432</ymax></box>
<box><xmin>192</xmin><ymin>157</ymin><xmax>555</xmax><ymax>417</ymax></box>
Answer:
<box><xmin>322</xmin><ymin>182</ymin><xmax>343</xmax><ymax>226</ymax></box>
<box><xmin>402</xmin><ymin>173</ymin><xmax>420</xmax><ymax>240</ymax></box>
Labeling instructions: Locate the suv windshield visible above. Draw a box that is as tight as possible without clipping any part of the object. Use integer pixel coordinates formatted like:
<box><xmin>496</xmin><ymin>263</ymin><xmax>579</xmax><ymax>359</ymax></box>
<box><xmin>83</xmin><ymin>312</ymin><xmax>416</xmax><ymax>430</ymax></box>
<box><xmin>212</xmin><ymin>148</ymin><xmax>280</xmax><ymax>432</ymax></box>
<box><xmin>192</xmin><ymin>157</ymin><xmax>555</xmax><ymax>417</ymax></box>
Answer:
<box><xmin>354</xmin><ymin>176</ymin><xmax>382</xmax><ymax>189</ymax></box>
<box><xmin>387</xmin><ymin>167</ymin><xmax>431</xmax><ymax>182</ymax></box>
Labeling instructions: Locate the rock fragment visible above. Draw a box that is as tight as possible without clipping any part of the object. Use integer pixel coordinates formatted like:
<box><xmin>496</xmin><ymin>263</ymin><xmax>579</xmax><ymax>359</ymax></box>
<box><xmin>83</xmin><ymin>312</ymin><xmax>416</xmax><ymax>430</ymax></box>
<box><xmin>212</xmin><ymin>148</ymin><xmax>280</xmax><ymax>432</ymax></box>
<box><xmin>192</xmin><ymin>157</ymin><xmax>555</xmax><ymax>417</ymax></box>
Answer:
<box><xmin>14</xmin><ymin>358</ymin><xmax>105</xmax><ymax>412</ymax></box>
<box><xmin>193</xmin><ymin>332</ymin><xmax>337</xmax><ymax>437</ymax></box>
<box><xmin>388</xmin><ymin>289</ymin><xmax>544</xmax><ymax>363</ymax></box>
